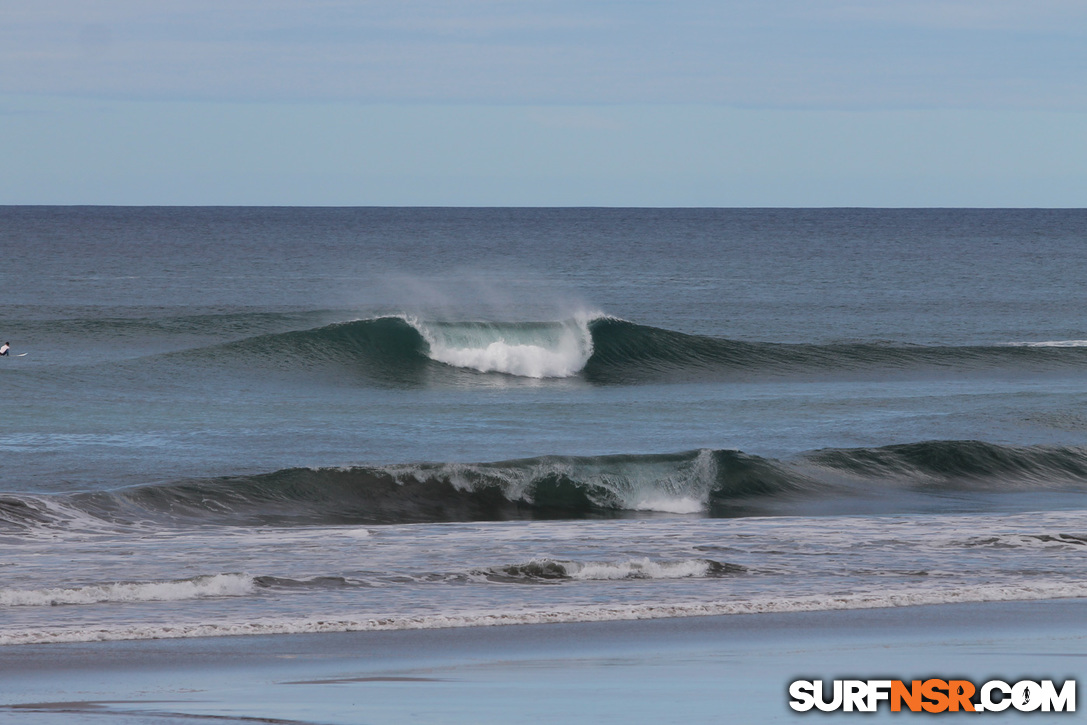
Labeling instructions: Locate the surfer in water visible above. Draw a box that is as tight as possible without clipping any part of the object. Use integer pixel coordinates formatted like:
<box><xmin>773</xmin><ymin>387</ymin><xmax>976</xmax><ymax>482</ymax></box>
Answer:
<box><xmin>0</xmin><ymin>342</ymin><xmax>9</xmax><ymax>356</ymax></box>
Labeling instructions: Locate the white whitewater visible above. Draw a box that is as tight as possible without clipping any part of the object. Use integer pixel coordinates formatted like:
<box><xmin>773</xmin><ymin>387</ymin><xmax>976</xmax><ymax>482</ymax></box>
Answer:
<box><xmin>406</xmin><ymin>315</ymin><xmax>596</xmax><ymax>378</ymax></box>
<box><xmin>0</xmin><ymin>573</ymin><xmax>255</xmax><ymax>607</ymax></box>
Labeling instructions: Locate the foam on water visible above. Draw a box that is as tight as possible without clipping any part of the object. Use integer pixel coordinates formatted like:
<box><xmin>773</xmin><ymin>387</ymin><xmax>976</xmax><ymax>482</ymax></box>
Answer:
<box><xmin>630</xmin><ymin>496</ymin><xmax>705</xmax><ymax>514</ymax></box>
<box><xmin>1020</xmin><ymin>340</ymin><xmax>1087</xmax><ymax>347</ymax></box>
<box><xmin>566</xmin><ymin>558</ymin><xmax>716</xmax><ymax>580</ymax></box>
<box><xmin>0</xmin><ymin>573</ymin><xmax>255</xmax><ymax>607</ymax></box>
<box><xmin>6</xmin><ymin>579</ymin><xmax>1087</xmax><ymax>645</ymax></box>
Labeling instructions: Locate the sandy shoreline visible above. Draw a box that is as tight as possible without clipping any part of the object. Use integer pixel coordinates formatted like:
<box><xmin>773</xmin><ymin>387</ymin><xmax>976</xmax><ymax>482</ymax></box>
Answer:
<box><xmin>2</xmin><ymin>599</ymin><xmax>1085</xmax><ymax>723</ymax></box>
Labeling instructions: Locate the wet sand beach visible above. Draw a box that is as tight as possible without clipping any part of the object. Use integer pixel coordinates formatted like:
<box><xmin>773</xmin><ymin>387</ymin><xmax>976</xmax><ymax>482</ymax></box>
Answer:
<box><xmin>3</xmin><ymin>599</ymin><xmax>1085</xmax><ymax>724</ymax></box>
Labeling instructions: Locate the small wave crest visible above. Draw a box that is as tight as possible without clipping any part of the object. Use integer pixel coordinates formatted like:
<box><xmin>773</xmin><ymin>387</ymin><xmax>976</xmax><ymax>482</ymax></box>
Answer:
<box><xmin>484</xmin><ymin>558</ymin><xmax>746</xmax><ymax>582</ymax></box>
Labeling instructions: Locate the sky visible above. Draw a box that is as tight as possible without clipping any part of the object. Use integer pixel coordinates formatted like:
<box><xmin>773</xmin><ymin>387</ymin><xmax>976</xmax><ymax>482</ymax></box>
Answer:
<box><xmin>1</xmin><ymin>0</ymin><xmax>1085</xmax><ymax>206</ymax></box>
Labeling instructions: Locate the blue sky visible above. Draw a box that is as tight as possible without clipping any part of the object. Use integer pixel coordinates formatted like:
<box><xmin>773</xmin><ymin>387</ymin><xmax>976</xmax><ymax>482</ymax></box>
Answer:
<box><xmin>2</xmin><ymin>1</ymin><xmax>1085</xmax><ymax>206</ymax></box>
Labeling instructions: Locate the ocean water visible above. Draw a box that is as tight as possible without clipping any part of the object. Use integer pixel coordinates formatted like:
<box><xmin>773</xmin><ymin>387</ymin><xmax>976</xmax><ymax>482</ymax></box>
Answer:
<box><xmin>2</xmin><ymin>207</ymin><xmax>1087</xmax><ymax>644</ymax></box>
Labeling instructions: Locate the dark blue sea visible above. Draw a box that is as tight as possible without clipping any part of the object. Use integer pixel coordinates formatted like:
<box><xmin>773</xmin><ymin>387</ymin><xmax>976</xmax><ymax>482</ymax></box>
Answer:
<box><xmin>2</xmin><ymin>207</ymin><xmax>1087</xmax><ymax>642</ymax></box>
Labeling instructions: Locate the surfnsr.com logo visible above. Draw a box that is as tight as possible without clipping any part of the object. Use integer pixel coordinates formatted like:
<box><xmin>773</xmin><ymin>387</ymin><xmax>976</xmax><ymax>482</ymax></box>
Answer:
<box><xmin>789</xmin><ymin>679</ymin><xmax>1076</xmax><ymax>713</ymax></box>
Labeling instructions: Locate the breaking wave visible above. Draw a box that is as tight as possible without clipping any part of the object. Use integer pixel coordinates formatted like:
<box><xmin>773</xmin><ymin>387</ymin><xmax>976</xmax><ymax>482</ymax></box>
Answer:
<box><xmin>5</xmin><ymin>441</ymin><xmax>1087</xmax><ymax>532</ymax></box>
<box><xmin>211</xmin><ymin>315</ymin><xmax>596</xmax><ymax>381</ymax></box>
<box><xmin>197</xmin><ymin>315</ymin><xmax>1087</xmax><ymax>385</ymax></box>
<box><xmin>412</xmin><ymin>317</ymin><xmax>593</xmax><ymax>378</ymax></box>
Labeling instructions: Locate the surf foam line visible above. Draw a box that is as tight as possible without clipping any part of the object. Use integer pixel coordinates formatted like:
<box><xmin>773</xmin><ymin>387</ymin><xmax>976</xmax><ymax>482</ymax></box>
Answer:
<box><xmin>5</xmin><ymin>580</ymin><xmax>1087</xmax><ymax>645</ymax></box>
<box><xmin>0</xmin><ymin>573</ymin><xmax>255</xmax><ymax>607</ymax></box>
<box><xmin>1017</xmin><ymin>340</ymin><xmax>1087</xmax><ymax>347</ymax></box>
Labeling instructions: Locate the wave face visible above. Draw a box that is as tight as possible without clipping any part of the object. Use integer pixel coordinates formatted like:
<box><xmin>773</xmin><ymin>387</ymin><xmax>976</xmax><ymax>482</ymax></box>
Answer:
<box><xmin>192</xmin><ymin>315</ymin><xmax>1087</xmax><ymax>385</ymax></box>
<box><xmin>6</xmin><ymin>441</ymin><xmax>1087</xmax><ymax>532</ymax></box>
<box><xmin>582</xmin><ymin>319</ymin><xmax>1087</xmax><ymax>383</ymax></box>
